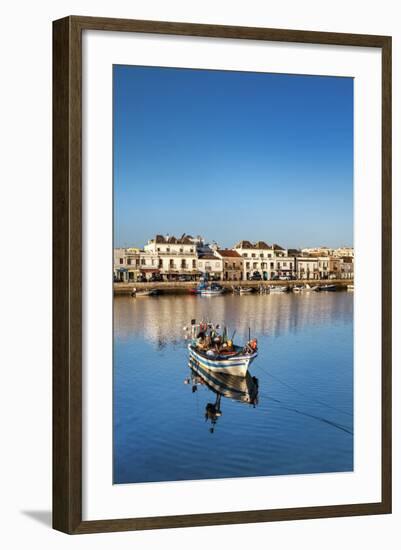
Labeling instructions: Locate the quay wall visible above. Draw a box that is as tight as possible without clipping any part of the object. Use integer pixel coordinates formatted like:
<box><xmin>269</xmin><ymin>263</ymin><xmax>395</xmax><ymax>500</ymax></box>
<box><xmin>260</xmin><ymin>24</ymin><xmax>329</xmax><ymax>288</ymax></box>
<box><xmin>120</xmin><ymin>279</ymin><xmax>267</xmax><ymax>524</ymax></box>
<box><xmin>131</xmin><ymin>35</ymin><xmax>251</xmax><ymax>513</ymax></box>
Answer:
<box><xmin>113</xmin><ymin>279</ymin><xmax>353</xmax><ymax>295</ymax></box>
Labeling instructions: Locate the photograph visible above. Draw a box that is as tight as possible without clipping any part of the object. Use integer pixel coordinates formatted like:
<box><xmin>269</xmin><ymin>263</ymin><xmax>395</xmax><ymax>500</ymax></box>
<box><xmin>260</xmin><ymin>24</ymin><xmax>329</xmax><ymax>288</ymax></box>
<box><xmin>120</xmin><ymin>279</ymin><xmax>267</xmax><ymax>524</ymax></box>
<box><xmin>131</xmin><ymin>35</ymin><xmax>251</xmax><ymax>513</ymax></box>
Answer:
<box><xmin>112</xmin><ymin>64</ymin><xmax>354</xmax><ymax>485</ymax></box>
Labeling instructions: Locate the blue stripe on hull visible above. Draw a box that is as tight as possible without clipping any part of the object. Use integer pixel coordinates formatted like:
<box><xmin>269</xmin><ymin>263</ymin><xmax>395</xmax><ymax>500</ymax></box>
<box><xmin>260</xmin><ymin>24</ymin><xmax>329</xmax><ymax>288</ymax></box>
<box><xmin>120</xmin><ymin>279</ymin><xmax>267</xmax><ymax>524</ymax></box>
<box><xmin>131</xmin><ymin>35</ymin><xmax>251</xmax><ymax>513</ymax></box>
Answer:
<box><xmin>188</xmin><ymin>345</ymin><xmax>257</xmax><ymax>376</ymax></box>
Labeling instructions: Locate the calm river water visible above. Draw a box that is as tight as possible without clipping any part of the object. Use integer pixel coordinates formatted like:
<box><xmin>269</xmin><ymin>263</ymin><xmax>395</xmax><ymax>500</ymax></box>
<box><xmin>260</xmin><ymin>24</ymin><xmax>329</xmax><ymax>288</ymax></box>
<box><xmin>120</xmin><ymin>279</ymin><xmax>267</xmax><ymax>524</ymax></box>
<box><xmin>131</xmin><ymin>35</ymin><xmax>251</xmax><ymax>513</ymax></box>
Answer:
<box><xmin>113</xmin><ymin>291</ymin><xmax>353</xmax><ymax>484</ymax></box>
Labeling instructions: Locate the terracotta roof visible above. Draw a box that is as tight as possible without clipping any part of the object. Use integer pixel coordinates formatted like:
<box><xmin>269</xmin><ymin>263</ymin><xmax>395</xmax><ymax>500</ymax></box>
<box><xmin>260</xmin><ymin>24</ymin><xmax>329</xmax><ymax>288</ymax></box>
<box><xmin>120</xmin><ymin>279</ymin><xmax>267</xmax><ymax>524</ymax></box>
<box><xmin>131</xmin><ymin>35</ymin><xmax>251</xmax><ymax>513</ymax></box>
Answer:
<box><xmin>234</xmin><ymin>240</ymin><xmax>254</xmax><ymax>249</ymax></box>
<box><xmin>153</xmin><ymin>235</ymin><xmax>193</xmax><ymax>244</ymax></box>
<box><xmin>254</xmin><ymin>241</ymin><xmax>270</xmax><ymax>249</ymax></box>
<box><xmin>272</xmin><ymin>243</ymin><xmax>284</xmax><ymax>250</ymax></box>
<box><xmin>216</xmin><ymin>249</ymin><xmax>242</xmax><ymax>258</ymax></box>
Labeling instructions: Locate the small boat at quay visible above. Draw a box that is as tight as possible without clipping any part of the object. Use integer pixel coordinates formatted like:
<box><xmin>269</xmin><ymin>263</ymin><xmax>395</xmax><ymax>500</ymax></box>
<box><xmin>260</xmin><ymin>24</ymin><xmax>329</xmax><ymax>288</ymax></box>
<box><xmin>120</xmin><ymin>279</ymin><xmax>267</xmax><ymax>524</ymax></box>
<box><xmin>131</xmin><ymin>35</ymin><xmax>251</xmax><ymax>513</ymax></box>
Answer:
<box><xmin>184</xmin><ymin>321</ymin><xmax>258</xmax><ymax>377</ymax></box>
<box><xmin>317</xmin><ymin>284</ymin><xmax>338</xmax><ymax>292</ymax></box>
<box><xmin>201</xmin><ymin>284</ymin><xmax>225</xmax><ymax>296</ymax></box>
<box><xmin>131</xmin><ymin>288</ymin><xmax>159</xmax><ymax>297</ymax></box>
<box><xmin>232</xmin><ymin>286</ymin><xmax>254</xmax><ymax>294</ymax></box>
<box><xmin>268</xmin><ymin>285</ymin><xmax>289</xmax><ymax>293</ymax></box>
<box><xmin>189</xmin><ymin>280</ymin><xmax>208</xmax><ymax>294</ymax></box>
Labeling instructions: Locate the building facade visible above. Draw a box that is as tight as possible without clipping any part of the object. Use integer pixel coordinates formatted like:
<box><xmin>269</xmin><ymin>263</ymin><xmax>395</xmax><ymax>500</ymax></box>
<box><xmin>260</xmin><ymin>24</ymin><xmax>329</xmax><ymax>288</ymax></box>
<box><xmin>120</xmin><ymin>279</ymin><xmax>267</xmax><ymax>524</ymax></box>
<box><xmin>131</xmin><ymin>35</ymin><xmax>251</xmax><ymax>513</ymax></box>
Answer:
<box><xmin>214</xmin><ymin>249</ymin><xmax>244</xmax><ymax>281</ymax></box>
<box><xmin>114</xmin><ymin>235</ymin><xmax>354</xmax><ymax>283</ymax></box>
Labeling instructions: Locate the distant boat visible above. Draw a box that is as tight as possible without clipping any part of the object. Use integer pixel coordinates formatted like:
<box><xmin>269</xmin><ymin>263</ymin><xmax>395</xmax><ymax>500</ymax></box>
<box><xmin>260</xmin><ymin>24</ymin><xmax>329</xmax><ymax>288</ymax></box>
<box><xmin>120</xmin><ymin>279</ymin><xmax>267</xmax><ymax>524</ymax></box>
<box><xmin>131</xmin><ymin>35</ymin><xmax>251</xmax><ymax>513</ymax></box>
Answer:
<box><xmin>269</xmin><ymin>285</ymin><xmax>288</xmax><ymax>293</ymax></box>
<box><xmin>189</xmin><ymin>280</ymin><xmax>208</xmax><ymax>294</ymax></box>
<box><xmin>239</xmin><ymin>287</ymin><xmax>254</xmax><ymax>294</ymax></box>
<box><xmin>131</xmin><ymin>288</ymin><xmax>159</xmax><ymax>297</ymax></box>
<box><xmin>201</xmin><ymin>284</ymin><xmax>224</xmax><ymax>296</ymax></box>
<box><xmin>292</xmin><ymin>285</ymin><xmax>304</xmax><ymax>292</ymax></box>
<box><xmin>319</xmin><ymin>284</ymin><xmax>338</xmax><ymax>291</ymax></box>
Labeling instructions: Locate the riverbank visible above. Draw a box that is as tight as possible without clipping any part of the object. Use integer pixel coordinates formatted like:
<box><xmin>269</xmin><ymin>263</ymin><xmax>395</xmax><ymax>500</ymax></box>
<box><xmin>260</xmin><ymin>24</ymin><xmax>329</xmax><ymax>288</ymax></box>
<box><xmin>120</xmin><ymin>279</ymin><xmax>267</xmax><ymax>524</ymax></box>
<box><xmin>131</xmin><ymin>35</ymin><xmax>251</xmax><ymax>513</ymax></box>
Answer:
<box><xmin>113</xmin><ymin>279</ymin><xmax>353</xmax><ymax>295</ymax></box>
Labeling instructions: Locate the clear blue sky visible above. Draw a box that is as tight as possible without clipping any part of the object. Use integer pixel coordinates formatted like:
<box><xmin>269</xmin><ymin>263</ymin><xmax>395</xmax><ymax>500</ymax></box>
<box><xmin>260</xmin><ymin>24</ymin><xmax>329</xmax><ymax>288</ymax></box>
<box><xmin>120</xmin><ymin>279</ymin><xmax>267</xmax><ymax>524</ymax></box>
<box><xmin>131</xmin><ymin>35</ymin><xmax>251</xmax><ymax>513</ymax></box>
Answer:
<box><xmin>113</xmin><ymin>65</ymin><xmax>353</xmax><ymax>249</ymax></box>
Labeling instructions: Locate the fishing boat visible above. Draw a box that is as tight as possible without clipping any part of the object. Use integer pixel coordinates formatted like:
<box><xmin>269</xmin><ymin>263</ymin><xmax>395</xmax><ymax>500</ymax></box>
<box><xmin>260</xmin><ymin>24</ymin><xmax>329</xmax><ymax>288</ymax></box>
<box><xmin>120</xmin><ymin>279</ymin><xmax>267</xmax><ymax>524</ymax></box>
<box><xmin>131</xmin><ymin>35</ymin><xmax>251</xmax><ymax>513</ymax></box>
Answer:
<box><xmin>185</xmin><ymin>320</ymin><xmax>258</xmax><ymax>376</ymax></box>
<box><xmin>319</xmin><ymin>284</ymin><xmax>337</xmax><ymax>291</ymax></box>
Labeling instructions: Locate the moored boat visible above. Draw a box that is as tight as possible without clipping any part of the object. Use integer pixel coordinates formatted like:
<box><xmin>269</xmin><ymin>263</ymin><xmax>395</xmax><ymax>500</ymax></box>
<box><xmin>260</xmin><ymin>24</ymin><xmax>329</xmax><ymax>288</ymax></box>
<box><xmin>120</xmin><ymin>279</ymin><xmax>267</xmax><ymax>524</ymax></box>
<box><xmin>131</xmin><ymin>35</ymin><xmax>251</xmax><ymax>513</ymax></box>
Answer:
<box><xmin>268</xmin><ymin>285</ymin><xmax>288</xmax><ymax>293</ymax></box>
<box><xmin>201</xmin><ymin>284</ymin><xmax>224</xmax><ymax>296</ymax></box>
<box><xmin>237</xmin><ymin>286</ymin><xmax>254</xmax><ymax>294</ymax></box>
<box><xmin>131</xmin><ymin>288</ymin><xmax>159</xmax><ymax>297</ymax></box>
<box><xmin>319</xmin><ymin>284</ymin><xmax>338</xmax><ymax>291</ymax></box>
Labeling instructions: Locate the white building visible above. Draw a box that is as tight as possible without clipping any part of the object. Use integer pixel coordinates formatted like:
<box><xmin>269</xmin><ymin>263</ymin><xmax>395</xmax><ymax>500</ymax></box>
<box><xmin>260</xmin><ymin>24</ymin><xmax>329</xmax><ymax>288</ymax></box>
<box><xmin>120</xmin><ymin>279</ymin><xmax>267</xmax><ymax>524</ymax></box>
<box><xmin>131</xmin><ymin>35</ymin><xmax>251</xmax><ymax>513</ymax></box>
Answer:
<box><xmin>143</xmin><ymin>234</ymin><xmax>199</xmax><ymax>280</ymax></box>
<box><xmin>233</xmin><ymin>240</ymin><xmax>295</xmax><ymax>280</ymax></box>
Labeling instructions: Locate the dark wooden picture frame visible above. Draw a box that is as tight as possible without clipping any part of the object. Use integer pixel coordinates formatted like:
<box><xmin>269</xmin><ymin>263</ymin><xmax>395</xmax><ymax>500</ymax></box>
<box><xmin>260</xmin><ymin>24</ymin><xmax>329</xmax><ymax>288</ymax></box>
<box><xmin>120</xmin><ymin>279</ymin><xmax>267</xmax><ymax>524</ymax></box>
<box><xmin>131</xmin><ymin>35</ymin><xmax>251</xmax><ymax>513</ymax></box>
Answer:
<box><xmin>53</xmin><ymin>15</ymin><xmax>392</xmax><ymax>534</ymax></box>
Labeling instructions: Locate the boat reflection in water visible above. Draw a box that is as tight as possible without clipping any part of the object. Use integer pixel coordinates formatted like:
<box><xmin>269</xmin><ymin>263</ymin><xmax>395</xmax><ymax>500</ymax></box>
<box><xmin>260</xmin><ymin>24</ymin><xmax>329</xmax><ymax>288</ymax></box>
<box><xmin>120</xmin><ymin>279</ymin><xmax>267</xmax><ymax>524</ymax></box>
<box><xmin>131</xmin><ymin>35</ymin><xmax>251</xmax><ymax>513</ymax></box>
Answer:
<box><xmin>185</xmin><ymin>357</ymin><xmax>259</xmax><ymax>433</ymax></box>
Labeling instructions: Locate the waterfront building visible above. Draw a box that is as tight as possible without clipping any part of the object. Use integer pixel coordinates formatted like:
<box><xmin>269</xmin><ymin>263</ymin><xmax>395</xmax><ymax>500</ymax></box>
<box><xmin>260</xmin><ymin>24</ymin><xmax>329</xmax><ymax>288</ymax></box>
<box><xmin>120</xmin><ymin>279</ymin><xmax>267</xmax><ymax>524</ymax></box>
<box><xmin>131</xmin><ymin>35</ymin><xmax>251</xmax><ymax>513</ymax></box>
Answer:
<box><xmin>296</xmin><ymin>256</ymin><xmax>320</xmax><ymax>280</ymax></box>
<box><xmin>197</xmin><ymin>253</ymin><xmax>223</xmax><ymax>280</ymax></box>
<box><xmin>214</xmin><ymin>249</ymin><xmax>244</xmax><ymax>281</ymax></box>
<box><xmin>339</xmin><ymin>256</ymin><xmax>354</xmax><ymax>279</ymax></box>
<box><xmin>114</xmin><ymin>237</ymin><xmax>354</xmax><ymax>283</ymax></box>
<box><xmin>144</xmin><ymin>234</ymin><xmax>199</xmax><ymax>280</ymax></box>
<box><xmin>233</xmin><ymin>240</ymin><xmax>296</xmax><ymax>280</ymax></box>
<box><xmin>114</xmin><ymin>247</ymin><xmax>142</xmax><ymax>282</ymax></box>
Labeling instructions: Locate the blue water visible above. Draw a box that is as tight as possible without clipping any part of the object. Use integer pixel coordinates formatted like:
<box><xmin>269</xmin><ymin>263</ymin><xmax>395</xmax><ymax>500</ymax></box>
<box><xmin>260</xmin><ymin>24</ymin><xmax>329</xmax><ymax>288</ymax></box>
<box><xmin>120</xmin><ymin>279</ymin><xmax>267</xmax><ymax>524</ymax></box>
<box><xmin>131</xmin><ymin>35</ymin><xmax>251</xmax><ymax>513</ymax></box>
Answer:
<box><xmin>113</xmin><ymin>292</ymin><xmax>353</xmax><ymax>484</ymax></box>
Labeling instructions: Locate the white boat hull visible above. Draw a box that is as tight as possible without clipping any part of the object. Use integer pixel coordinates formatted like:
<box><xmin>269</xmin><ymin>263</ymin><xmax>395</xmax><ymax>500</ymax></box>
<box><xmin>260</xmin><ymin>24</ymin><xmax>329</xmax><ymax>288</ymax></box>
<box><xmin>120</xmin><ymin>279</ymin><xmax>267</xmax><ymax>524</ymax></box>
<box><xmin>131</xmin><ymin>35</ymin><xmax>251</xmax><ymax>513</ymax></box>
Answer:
<box><xmin>188</xmin><ymin>344</ymin><xmax>257</xmax><ymax>376</ymax></box>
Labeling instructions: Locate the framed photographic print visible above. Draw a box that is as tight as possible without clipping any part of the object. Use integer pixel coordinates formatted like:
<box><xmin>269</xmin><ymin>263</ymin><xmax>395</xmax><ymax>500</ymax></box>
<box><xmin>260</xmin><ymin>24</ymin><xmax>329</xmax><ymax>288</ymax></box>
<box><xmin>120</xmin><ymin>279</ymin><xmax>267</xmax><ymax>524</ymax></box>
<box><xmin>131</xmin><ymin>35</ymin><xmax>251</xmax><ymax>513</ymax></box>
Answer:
<box><xmin>53</xmin><ymin>16</ymin><xmax>392</xmax><ymax>534</ymax></box>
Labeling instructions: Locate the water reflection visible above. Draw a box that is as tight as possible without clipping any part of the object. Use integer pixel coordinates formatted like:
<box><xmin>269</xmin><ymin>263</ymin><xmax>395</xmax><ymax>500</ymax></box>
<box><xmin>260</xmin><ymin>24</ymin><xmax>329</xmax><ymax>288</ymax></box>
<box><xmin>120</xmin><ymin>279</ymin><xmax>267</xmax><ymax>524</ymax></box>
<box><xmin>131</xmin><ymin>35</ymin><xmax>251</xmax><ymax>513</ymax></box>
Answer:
<box><xmin>114</xmin><ymin>292</ymin><xmax>353</xmax><ymax>483</ymax></box>
<box><xmin>114</xmin><ymin>292</ymin><xmax>353</xmax><ymax>347</ymax></box>
<box><xmin>185</xmin><ymin>358</ymin><xmax>259</xmax><ymax>433</ymax></box>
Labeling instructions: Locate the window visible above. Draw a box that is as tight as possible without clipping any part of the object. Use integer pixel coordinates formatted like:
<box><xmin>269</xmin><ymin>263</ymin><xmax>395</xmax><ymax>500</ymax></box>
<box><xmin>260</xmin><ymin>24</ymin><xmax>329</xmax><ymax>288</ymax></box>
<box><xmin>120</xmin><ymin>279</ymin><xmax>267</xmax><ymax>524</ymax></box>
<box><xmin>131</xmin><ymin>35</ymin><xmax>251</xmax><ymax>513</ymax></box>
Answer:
<box><xmin>246</xmin><ymin>262</ymin><xmax>250</xmax><ymax>268</ymax></box>
<box><xmin>181</xmin><ymin>259</ymin><xmax>186</xmax><ymax>269</ymax></box>
<box><xmin>192</xmin><ymin>259</ymin><xmax>196</xmax><ymax>268</ymax></box>
<box><xmin>260</xmin><ymin>253</ymin><xmax>264</xmax><ymax>258</ymax></box>
<box><xmin>270</xmin><ymin>262</ymin><xmax>274</xmax><ymax>268</ymax></box>
<box><xmin>157</xmin><ymin>247</ymin><xmax>160</xmax><ymax>252</ymax></box>
<box><xmin>243</xmin><ymin>253</ymin><xmax>248</xmax><ymax>258</ymax></box>
<box><xmin>127</xmin><ymin>259</ymin><xmax>132</xmax><ymax>265</ymax></box>
<box><xmin>119</xmin><ymin>258</ymin><xmax>123</xmax><ymax>264</ymax></box>
<box><xmin>283</xmin><ymin>262</ymin><xmax>287</xmax><ymax>267</ymax></box>
<box><xmin>251</xmin><ymin>253</ymin><xmax>256</xmax><ymax>258</ymax></box>
<box><xmin>169</xmin><ymin>259</ymin><xmax>174</xmax><ymax>268</ymax></box>
<box><xmin>141</xmin><ymin>258</ymin><xmax>145</xmax><ymax>265</ymax></box>
<box><xmin>166</xmin><ymin>247</ymin><xmax>170</xmax><ymax>253</ymax></box>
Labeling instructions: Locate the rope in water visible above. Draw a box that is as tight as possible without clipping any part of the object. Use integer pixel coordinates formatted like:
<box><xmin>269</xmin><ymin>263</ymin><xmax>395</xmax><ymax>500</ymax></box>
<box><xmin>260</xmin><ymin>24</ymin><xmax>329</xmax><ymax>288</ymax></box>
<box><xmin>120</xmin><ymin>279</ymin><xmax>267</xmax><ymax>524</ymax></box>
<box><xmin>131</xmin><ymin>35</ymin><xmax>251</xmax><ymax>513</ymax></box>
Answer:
<box><xmin>255</xmin><ymin>363</ymin><xmax>353</xmax><ymax>418</ymax></box>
